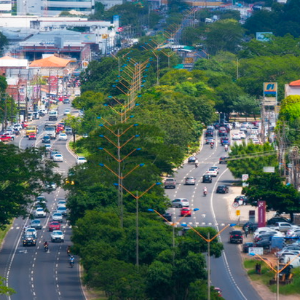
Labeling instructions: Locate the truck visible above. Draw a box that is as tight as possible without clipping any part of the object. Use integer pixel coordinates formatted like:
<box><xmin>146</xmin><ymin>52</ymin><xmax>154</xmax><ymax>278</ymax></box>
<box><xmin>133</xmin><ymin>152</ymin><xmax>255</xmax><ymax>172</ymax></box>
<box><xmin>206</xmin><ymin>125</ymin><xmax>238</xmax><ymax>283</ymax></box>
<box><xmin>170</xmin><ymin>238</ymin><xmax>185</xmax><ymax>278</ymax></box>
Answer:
<box><xmin>49</xmin><ymin>110</ymin><xmax>58</xmax><ymax>121</ymax></box>
<box><xmin>44</xmin><ymin>124</ymin><xmax>57</xmax><ymax>139</ymax></box>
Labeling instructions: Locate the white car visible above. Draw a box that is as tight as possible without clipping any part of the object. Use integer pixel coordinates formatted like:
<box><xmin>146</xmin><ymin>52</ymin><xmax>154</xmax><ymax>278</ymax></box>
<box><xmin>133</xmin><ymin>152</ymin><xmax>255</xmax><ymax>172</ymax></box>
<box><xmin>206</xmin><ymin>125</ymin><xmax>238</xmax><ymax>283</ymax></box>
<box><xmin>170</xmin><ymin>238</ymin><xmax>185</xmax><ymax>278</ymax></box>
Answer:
<box><xmin>286</xmin><ymin>229</ymin><xmax>300</xmax><ymax>238</ymax></box>
<box><xmin>25</xmin><ymin>228</ymin><xmax>37</xmax><ymax>238</ymax></box>
<box><xmin>50</xmin><ymin>230</ymin><xmax>65</xmax><ymax>242</ymax></box>
<box><xmin>53</xmin><ymin>153</ymin><xmax>63</xmax><ymax>162</ymax></box>
<box><xmin>240</xmin><ymin>126</ymin><xmax>247</xmax><ymax>133</ymax></box>
<box><xmin>58</xmin><ymin>133</ymin><xmax>68</xmax><ymax>141</ymax></box>
<box><xmin>239</xmin><ymin>131</ymin><xmax>246</xmax><ymax>139</ymax></box>
<box><xmin>172</xmin><ymin>198</ymin><xmax>189</xmax><ymax>208</ymax></box>
<box><xmin>13</xmin><ymin>124</ymin><xmax>23</xmax><ymax>131</ymax></box>
<box><xmin>210</xmin><ymin>166</ymin><xmax>219</xmax><ymax>174</ymax></box>
<box><xmin>57</xmin><ymin>199</ymin><xmax>67</xmax><ymax>207</ymax></box>
<box><xmin>34</xmin><ymin>207</ymin><xmax>47</xmax><ymax>218</ymax></box>
<box><xmin>52</xmin><ymin>212</ymin><xmax>63</xmax><ymax>223</ymax></box>
<box><xmin>64</xmin><ymin>109</ymin><xmax>71</xmax><ymax>115</ymax></box>
<box><xmin>253</xmin><ymin>227</ymin><xmax>276</xmax><ymax>238</ymax></box>
<box><xmin>206</xmin><ymin>169</ymin><xmax>218</xmax><ymax>177</ymax></box>
<box><xmin>45</xmin><ymin>144</ymin><xmax>52</xmax><ymax>152</ymax></box>
<box><xmin>232</xmin><ymin>133</ymin><xmax>241</xmax><ymax>140</ymax></box>
<box><xmin>76</xmin><ymin>156</ymin><xmax>87</xmax><ymax>164</ymax></box>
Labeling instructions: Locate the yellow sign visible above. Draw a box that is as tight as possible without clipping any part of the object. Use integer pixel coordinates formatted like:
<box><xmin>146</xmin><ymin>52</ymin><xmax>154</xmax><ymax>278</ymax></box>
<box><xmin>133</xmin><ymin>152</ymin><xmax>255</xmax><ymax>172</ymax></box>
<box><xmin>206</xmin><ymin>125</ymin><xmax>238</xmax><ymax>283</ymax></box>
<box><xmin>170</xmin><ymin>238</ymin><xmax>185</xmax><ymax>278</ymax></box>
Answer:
<box><xmin>236</xmin><ymin>210</ymin><xmax>240</xmax><ymax>216</ymax></box>
<box><xmin>102</xmin><ymin>34</ymin><xmax>109</xmax><ymax>39</ymax></box>
<box><xmin>184</xmin><ymin>57</ymin><xmax>194</xmax><ymax>64</ymax></box>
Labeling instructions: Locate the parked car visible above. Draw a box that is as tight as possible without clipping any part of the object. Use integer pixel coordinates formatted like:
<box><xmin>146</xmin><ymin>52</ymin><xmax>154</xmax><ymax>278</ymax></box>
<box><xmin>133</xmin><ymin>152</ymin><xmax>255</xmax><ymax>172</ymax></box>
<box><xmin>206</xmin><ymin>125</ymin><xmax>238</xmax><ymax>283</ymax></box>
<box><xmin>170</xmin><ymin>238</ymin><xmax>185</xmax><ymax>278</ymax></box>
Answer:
<box><xmin>216</xmin><ymin>185</ymin><xmax>229</xmax><ymax>194</ymax></box>
<box><xmin>50</xmin><ymin>230</ymin><xmax>65</xmax><ymax>242</ymax></box>
<box><xmin>254</xmin><ymin>239</ymin><xmax>271</xmax><ymax>249</ymax></box>
<box><xmin>185</xmin><ymin>177</ymin><xmax>196</xmax><ymax>185</ymax></box>
<box><xmin>267</xmin><ymin>217</ymin><xmax>291</xmax><ymax>225</ymax></box>
<box><xmin>234</xmin><ymin>195</ymin><xmax>249</xmax><ymax>205</ymax></box>
<box><xmin>242</xmin><ymin>242</ymin><xmax>254</xmax><ymax>253</ymax></box>
<box><xmin>229</xmin><ymin>230</ymin><xmax>243</xmax><ymax>244</ymax></box>
<box><xmin>180</xmin><ymin>207</ymin><xmax>192</xmax><ymax>217</ymax></box>
<box><xmin>172</xmin><ymin>198</ymin><xmax>189</xmax><ymax>208</ymax></box>
<box><xmin>271</xmin><ymin>222</ymin><xmax>297</xmax><ymax>232</ymax></box>
<box><xmin>286</xmin><ymin>229</ymin><xmax>300</xmax><ymax>238</ymax></box>
<box><xmin>164</xmin><ymin>178</ymin><xmax>176</xmax><ymax>189</ymax></box>
<box><xmin>202</xmin><ymin>174</ymin><xmax>212</xmax><ymax>183</ymax></box>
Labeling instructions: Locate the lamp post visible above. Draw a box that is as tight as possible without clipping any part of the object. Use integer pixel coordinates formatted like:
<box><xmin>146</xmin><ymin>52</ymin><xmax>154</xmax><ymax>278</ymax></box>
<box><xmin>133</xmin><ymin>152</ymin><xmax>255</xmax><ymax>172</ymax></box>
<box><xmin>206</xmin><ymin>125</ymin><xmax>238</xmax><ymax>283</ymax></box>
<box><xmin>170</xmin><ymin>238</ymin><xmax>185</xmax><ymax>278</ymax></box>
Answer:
<box><xmin>182</xmin><ymin>223</ymin><xmax>236</xmax><ymax>300</ymax></box>
<box><xmin>249</xmin><ymin>252</ymin><xmax>300</xmax><ymax>300</ymax></box>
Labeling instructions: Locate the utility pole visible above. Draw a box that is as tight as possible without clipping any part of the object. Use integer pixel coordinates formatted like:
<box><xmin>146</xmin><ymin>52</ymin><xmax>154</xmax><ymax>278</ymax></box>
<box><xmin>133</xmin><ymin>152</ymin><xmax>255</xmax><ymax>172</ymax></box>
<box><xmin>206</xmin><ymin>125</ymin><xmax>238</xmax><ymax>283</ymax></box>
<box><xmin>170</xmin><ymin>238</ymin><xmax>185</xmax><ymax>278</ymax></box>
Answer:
<box><xmin>136</xmin><ymin>191</ymin><xmax>139</xmax><ymax>269</ymax></box>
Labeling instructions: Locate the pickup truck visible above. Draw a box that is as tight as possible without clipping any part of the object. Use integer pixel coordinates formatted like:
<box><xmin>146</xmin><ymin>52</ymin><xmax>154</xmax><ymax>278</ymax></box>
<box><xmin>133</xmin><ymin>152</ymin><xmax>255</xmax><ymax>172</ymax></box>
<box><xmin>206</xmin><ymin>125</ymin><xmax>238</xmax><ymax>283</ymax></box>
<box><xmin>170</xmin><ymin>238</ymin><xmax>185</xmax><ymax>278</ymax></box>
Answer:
<box><xmin>164</xmin><ymin>178</ymin><xmax>176</xmax><ymax>189</ymax></box>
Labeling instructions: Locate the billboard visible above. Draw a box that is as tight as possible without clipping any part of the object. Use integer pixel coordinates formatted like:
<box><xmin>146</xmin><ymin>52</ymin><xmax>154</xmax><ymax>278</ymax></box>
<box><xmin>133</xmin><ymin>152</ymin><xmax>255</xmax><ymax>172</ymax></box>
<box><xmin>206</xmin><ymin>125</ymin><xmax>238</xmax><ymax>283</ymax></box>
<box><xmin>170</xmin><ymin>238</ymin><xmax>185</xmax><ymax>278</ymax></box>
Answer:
<box><xmin>258</xmin><ymin>201</ymin><xmax>266</xmax><ymax>228</ymax></box>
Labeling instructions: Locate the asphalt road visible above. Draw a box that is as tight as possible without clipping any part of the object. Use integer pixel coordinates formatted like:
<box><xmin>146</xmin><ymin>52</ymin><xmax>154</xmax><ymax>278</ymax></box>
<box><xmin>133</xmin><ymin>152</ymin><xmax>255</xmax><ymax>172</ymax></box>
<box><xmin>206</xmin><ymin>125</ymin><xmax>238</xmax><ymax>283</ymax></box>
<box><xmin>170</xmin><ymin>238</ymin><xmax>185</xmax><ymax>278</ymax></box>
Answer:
<box><xmin>165</xmin><ymin>131</ymin><xmax>262</xmax><ymax>300</ymax></box>
<box><xmin>0</xmin><ymin>102</ymin><xmax>85</xmax><ymax>300</ymax></box>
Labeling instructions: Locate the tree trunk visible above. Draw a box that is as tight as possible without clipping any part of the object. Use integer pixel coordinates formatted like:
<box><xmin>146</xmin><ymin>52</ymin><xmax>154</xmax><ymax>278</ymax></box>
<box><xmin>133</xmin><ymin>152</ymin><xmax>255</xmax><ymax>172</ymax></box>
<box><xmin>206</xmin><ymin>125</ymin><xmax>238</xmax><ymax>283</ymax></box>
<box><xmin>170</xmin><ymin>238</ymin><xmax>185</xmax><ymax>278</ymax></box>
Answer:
<box><xmin>290</xmin><ymin>212</ymin><xmax>294</xmax><ymax>223</ymax></box>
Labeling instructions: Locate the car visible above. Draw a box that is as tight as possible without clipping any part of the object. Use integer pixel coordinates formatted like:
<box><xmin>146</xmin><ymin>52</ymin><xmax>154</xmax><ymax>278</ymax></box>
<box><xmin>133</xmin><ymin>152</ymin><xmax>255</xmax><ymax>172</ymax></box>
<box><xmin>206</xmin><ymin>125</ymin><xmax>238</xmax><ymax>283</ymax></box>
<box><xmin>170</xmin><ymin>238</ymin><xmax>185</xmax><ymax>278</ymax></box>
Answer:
<box><xmin>48</xmin><ymin>221</ymin><xmax>61</xmax><ymax>232</ymax></box>
<box><xmin>56</xmin><ymin>205</ymin><xmax>67</xmax><ymax>216</ymax></box>
<box><xmin>205</xmin><ymin>137</ymin><xmax>215</xmax><ymax>144</ymax></box>
<box><xmin>0</xmin><ymin>135</ymin><xmax>13</xmax><ymax>142</ymax></box>
<box><xmin>205</xmin><ymin>130</ymin><xmax>214</xmax><ymax>137</ymax></box>
<box><xmin>25</xmin><ymin>227</ymin><xmax>37</xmax><ymax>238</ymax></box>
<box><xmin>164</xmin><ymin>178</ymin><xmax>176</xmax><ymax>189</ymax></box>
<box><xmin>286</xmin><ymin>229</ymin><xmax>300</xmax><ymax>238</ymax></box>
<box><xmin>44</xmin><ymin>144</ymin><xmax>52</xmax><ymax>152</ymax></box>
<box><xmin>50</xmin><ymin>230</ymin><xmax>65</xmax><ymax>242</ymax></box>
<box><xmin>220</xmin><ymin>137</ymin><xmax>230</xmax><ymax>145</ymax></box>
<box><xmin>42</xmin><ymin>135</ymin><xmax>51</xmax><ymax>143</ymax></box>
<box><xmin>254</xmin><ymin>239</ymin><xmax>271</xmax><ymax>249</ymax></box>
<box><xmin>52</xmin><ymin>212</ymin><xmax>63</xmax><ymax>223</ymax></box>
<box><xmin>206</xmin><ymin>168</ymin><xmax>218</xmax><ymax>177</ymax></box>
<box><xmin>252</xmin><ymin>139</ymin><xmax>260</xmax><ymax>145</ymax></box>
<box><xmin>28</xmin><ymin>133</ymin><xmax>36</xmax><ymax>140</ymax></box>
<box><xmin>56</xmin><ymin>125</ymin><xmax>64</xmax><ymax>134</ymax></box>
<box><xmin>188</xmin><ymin>156</ymin><xmax>197</xmax><ymax>163</ymax></box>
<box><xmin>13</xmin><ymin>123</ymin><xmax>23</xmax><ymax>131</ymax></box>
<box><xmin>76</xmin><ymin>156</ymin><xmax>87</xmax><ymax>164</ymax></box>
<box><xmin>240</xmin><ymin>126</ymin><xmax>247</xmax><ymax>133</ymax></box>
<box><xmin>222</xmin><ymin>139</ymin><xmax>230</xmax><ymax>146</ymax></box>
<box><xmin>64</xmin><ymin>109</ymin><xmax>71</xmax><ymax>115</ymax></box>
<box><xmin>239</xmin><ymin>131</ymin><xmax>246</xmax><ymax>139</ymax></box>
<box><xmin>162</xmin><ymin>212</ymin><xmax>172</xmax><ymax>222</ymax></box>
<box><xmin>63</xmin><ymin>98</ymin><xmax>70</xmax><ymax>104</ymax></box>
<box><xmin>202</xmin><ymin>174</ymin><xmax>212</xmax><ymax>183</ymax></box>
<box><xmin>23</xmin><ymin>233</ymin><xmax>37</xmax><ymax>246</ymax></box>
<box><xmin>242</xmin><ymin>222</ymin><xmax>258</xmax><ymax>232</ymax></box>
<box><xmin>58</xmin><ymin>133</ymin><xmax>68</xmax><ymax>141</ymax></box>
<box><xmin>185</xmin><ymin>177</ymin><xmax>196</xmax><ymax>185</ymax></box>
<box><xmin>219</xmin><ymin>157</ymin><xmax>228</xmax><ymax>164</ymax></box>
<box><xmin>216</xmin><ymin>185</ymin><xmax>229</xmax><ymax>193</ymax></box>
<box><xmin>65</xmin><ymin>127</ymin><xmax>73</xmax><ymax>135</ymax></box>
<box><xmin>210</xmin><ymin>166</ymin><xmax>219</xmax><ymax>174</ymax></box>
<box><xmin>34</xmin><ymin>207</ymin><xmax>47</xmax><ymax>218</ymax></box>
<box><xmin>234</xmin><ymin>195</ymin><xmax>248</xmax><ymax>205</ymax></box>
<box><xmin>45</xmin><ymin>182</ymin><xmax>57</xmax><ymax>190</ymax></box>
<box><xmin>271</xmin><ymin>222</ymin><xmax>297</xmax><ymax>232</ymax></box>
<box><xmin>50</xmin><ymin>150</ymin><xmax>60</xmax><ymax>159</ymax></box>
<box><xmin>229</xmin><ymin>230</ymin><xmax>243</xmax><ymax>244</ymax></box>
<box><xmin>53</xmin><ymin>153</ymin><xmax>63</xmax><ymax>162</ymax></box>
<box><xmin>253</xmin><ymin>227</ymin><xmax>276</xmax><ymax>238</ymax></box>
<box><xmin>180</xmin><ymin>207</ymin><xmax>192</xmax><ymax>217</ymax></box>
<box><xmin>232</xmin><ymin>133</ymin><xmax>241</xmax><ymax>140</ymax></box>
<box><xmin>172</xmin><ymin>198</ymin><xmax>189</xmax><ymax>208</ymax></box>
<box><xmin>242</xmin><ymin>242</ymin><xmax>254</xmax><ymax>253</ymax></box>
<box><xmin>57</xmin><ymin>199</ymin><xmax>67</xmax><ymax>207</ymax></box>
<box><xmin>267</xmin><ymin>217</ymin><xmax>291</xmax><ymax>225</ymax></box>
<box><xmin>30</xmin><ymin>219</ymin><xmax>42</xmax><ymax>230</ymax></box>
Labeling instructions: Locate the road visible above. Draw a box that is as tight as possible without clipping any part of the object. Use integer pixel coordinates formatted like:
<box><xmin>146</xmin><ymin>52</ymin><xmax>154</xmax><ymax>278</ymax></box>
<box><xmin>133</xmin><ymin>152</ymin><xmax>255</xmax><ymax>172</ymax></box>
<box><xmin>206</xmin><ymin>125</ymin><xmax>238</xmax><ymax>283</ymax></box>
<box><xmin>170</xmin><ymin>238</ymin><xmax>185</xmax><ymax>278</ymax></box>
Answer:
<box><xmin>165</xmin><ymin>131</ymin><xmax>262</xmax><ymax>300</ymax></box>
<box><xmin>0</xmin><ymin>101</ymin><xmax>85</xmax><ymax>300</ymax></box>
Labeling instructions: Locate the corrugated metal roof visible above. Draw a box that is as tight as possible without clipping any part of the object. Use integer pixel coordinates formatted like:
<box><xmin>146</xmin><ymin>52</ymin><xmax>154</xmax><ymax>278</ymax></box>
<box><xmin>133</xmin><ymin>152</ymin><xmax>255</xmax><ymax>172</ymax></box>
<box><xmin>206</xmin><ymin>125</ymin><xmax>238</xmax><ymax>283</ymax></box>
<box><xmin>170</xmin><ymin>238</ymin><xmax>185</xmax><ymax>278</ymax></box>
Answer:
<box><xmin>30</xmin><ymin>55</ymin><xmax>70</xmax><ymax>68</ymax></box>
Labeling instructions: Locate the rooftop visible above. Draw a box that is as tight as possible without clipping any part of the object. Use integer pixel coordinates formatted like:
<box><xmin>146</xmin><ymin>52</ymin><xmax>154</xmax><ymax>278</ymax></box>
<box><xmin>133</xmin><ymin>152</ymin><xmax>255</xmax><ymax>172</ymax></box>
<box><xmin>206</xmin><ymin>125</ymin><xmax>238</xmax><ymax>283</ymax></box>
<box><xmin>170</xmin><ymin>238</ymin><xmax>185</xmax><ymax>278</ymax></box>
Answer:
<box><xmin>29</xmin><ymin>55</ymin><xmax>70</xmax><ymax>68</ymax></box>
<box><xmin>289</xmin><ymin>79</ymin><xmax>300</xmax><ymax>86</ymax></box>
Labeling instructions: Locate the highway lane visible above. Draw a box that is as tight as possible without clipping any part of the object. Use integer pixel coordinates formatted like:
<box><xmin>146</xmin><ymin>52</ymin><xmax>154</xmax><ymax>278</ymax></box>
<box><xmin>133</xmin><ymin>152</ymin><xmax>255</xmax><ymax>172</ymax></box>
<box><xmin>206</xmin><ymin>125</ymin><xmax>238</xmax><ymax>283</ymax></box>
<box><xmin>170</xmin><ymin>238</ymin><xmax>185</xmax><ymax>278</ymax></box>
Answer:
<box><xmin>0</xmin><ymin>101</ymin><xmax>85</xmax><ymax>300</ymax></box>
<box><xmin>165</xmin><ymin>131</ymin><xmax>262</xmax><ymax>300</ymax></box>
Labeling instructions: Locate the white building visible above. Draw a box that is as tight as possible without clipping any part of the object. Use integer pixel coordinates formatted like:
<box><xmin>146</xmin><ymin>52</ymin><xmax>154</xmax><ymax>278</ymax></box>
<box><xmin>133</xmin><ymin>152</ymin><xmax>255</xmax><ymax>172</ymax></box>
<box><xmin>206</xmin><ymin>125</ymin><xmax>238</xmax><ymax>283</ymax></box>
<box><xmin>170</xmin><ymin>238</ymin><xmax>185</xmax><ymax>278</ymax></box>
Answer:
<box><xmin>0</xmin><ymin>0</ymin><xmax>12</xmax><ymax>15</ymax></box>
<box><xmin>17</xmin><ymin>0</ymin><xmax>95</xmax><ymax>17</ymax></box>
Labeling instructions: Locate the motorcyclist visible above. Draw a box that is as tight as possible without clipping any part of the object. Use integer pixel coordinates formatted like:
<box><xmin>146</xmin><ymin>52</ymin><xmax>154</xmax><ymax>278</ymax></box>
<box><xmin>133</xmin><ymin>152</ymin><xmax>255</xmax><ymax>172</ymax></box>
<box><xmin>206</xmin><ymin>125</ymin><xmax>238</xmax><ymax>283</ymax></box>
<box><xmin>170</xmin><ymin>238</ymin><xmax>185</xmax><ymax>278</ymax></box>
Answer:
<box><xmin>210</xmin><ymin>142</ymin><xmax>214</xmax><ymax>149</ymax></box>
<box><xmin>67</xmin><ymin>246</ymin><xmax>71</xmax><ymax>256</ymax></box>
<box><xmin>69</xmin><ymin>255</ymin><xmax>75</xmax><ymax>267</ymax></box>
<box><xmin>44</xmin><ymin>241</ymin><xmax>48</xmax><ymax>251</ymax></box>
<box><xmin>195</xmin><ymin>159</ymin><xmax>199</xmax><ymax>168</ymax></box>
<box><xmin>203</xmin><ymin>187</ymin><xmax>207</xmax><ymax>196</ymax></box>
<box><xmin>225</xmin><ymin>144</ymin><xmax>228</xmax><ymax>151</ymax></box>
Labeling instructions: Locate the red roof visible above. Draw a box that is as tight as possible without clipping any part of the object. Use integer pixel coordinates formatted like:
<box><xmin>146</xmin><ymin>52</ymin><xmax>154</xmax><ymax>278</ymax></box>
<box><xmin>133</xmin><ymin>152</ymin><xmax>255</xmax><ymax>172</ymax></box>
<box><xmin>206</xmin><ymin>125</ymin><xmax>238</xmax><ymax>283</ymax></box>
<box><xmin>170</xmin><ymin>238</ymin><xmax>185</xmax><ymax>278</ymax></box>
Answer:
<box><xmin>289</xmin><ymin>79</ymin><xmax>300</xmax><ymax>86</ymax></box>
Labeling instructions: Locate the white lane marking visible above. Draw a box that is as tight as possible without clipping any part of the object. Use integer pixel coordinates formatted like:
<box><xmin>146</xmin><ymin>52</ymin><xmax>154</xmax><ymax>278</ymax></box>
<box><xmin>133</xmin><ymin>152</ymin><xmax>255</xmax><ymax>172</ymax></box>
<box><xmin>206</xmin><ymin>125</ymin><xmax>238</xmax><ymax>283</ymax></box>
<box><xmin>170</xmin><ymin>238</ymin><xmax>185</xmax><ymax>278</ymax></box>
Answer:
<box><xmin>210</xmin><ymin>168</ymin><xmax>248</xmax><ymax>300</ymax></box>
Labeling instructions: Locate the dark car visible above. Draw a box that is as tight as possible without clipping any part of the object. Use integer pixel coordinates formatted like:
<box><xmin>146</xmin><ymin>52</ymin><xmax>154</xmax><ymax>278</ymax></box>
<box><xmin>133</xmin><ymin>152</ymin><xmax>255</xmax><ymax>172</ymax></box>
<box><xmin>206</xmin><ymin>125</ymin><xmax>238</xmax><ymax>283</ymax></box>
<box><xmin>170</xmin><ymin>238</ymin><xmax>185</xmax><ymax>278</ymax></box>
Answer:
<box><xmin>42</xmin><ymin>135</ymin><xmax>51</xmax><ymax>143</ymax></box>
<box><xmin>254</xmin><ymin>239</ymin><xmax>271</xmax><ymax>249</ymax></box>
<box><xmin>188</xmin><ymin>156</ymin><xmax>197</xmax><ymax>163</ymax></box>
<box><xmin>242</xmin><ymin>242</ymin><xmax>254</xmax><ymax>253</ymax></box>
<box><xmin>216</xmin><ymin>185</ymin><xmax>229</xmax><ymax>193</ymax></box>
<box><xmin>202</xmin><ymin>174</ymin><xmax>212</xmax><ymax>183</ymax></box>
<box><xmin>242</xmin><ymin>222</ymin><xmax>258</xmax><ymax>232</ymax></box>
<box><xmin>267</xmin><ymin>217</ymin><xmax>291</xmax><ymax>225</ymax></box>
<box><xmin>219</xmin><ymin>157</ymin><xmax>228</xmax><ymax>164</ymax></box>
<box><xmin>229</xmin><ymin>230</ymin><xmax>243</xmax><ymax>244</ymax></box>
<box><xmin>22</xmin><ymin>233</ymin><xmax>37</xmax><ymax>246</ymax></box>
<box><xmin>205</xmin><ymin>137</ymin><xmax>214</xmax><ymax>144</ymax></box>
<box><xmin>162</xmin><ymin>213</ymin><xmax>172</xmax><ymax>222</ymax></box>
<box><xmin>234</xmin><ymin>195</ymin><xmax>249</xmax><ymax>205</ymax></box>
<box><xmin>220</xmin><ymin>137</ymin><xmax>230</xmax><ymax>146</ymax></box>
<box><xmin>205</xmin><ymin>130</ymin><xmax>214</xmax><ymax>137</ymax></box>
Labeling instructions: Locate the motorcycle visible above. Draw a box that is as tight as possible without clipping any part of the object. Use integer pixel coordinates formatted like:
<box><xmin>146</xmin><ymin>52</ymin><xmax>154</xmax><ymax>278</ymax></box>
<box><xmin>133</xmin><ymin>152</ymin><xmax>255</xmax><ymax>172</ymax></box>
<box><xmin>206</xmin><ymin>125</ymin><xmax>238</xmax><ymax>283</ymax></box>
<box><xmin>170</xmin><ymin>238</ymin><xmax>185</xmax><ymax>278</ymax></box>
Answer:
<box><xmin>210</xmin><ymin>144</ymin><xmax>214</xmax><ymax>149</ymax></box>
<box><xmin>203</xmin><ymin>190</ymin><xmax>207</xmax><ymax>197</ymax></box>
<box><xmin>225</xmin><ymin>145</ymin><xmax>228</xmax><ymax>152</ymax></box>
<box><xmin>195</xmin><ymin>163</ymin><xmax>198</xmax><ymax>168</ymax></box>
<box><xmin>70</xmin><ymin>260</ymin><xmax>74</xmax><ymax>268</ymax></box>
<box><xmin>44</xmin><ymin>245</ymin><xmax>48</xmax><ymax>252</ymax></box>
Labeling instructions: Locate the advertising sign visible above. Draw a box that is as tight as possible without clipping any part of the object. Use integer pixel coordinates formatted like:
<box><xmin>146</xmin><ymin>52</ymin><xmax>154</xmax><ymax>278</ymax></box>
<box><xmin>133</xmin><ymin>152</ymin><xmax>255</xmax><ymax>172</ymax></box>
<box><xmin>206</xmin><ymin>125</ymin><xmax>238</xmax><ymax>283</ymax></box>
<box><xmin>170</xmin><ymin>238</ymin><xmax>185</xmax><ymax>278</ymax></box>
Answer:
<box><xmin>248</xmin><ymin>247</ymin><xmax>264</xmax><ymax>255</ymax></box>
<box><xmin>263</xmin><ymin>82</ymin><xmax>277</xmax><ymax>96</ymax></box>
<box><xmin>258</xmin><ymin>201</ymin><xmax>266</xmax><ymax>228</ymax></box>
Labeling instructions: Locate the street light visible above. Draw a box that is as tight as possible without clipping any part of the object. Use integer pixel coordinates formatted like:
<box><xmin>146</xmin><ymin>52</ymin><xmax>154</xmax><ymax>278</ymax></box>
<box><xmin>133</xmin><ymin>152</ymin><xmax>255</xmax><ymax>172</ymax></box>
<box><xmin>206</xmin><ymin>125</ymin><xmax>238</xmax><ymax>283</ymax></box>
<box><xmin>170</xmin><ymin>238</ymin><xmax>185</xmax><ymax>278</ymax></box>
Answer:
<box><xmin>249</xmin><ymin>252</ymin><xmax>300</xmax><ymax>300</ymax></box>
<box><xmin>181</xmin><ymin>223</ymin><xmax>236</xmax><ymax>300</ymax></box>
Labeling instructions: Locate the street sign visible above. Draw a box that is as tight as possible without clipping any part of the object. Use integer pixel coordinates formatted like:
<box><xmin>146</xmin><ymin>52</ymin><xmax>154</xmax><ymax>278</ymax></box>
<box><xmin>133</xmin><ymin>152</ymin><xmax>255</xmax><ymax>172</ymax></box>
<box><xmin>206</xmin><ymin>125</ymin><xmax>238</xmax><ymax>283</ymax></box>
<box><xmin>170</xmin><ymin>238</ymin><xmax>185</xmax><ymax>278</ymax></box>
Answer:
<box><xmin>236</xmin><ymin>210</ymin><xmax>240</xmax><ymax>216</ymax></box>
<box><xmin>248</xmin><ymin>247</ymin><xmax>263</xmax><ymax>255</ymax></box>
<box><xmin>232</xmin><ymin>202</ymin><xmax>239</xmax><ymax>208</ymax></box>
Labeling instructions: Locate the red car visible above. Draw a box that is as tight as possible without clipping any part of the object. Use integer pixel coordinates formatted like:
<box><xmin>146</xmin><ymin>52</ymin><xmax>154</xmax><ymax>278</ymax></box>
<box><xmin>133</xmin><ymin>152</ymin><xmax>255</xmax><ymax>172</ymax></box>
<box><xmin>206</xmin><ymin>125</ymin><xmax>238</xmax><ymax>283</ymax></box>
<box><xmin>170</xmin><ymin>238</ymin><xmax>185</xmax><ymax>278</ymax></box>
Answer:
<box><xmin>48</xmin><ymin>221</ymin><xmax>61</xmax><ymax>232</ymax></box>
<box><xmin>0</xmin><ymin>135</ymin><xmax>12</xmax><ymax>142</ymax></box>
<box><xmin>180</xmin><ymin>208</ymin><xmax>192</xmax><ymax>217</ymax></box>
<box><xmin>28</xmin><ymin>133</ymin><xmax>36</xmax><ymax>140</ymax></box>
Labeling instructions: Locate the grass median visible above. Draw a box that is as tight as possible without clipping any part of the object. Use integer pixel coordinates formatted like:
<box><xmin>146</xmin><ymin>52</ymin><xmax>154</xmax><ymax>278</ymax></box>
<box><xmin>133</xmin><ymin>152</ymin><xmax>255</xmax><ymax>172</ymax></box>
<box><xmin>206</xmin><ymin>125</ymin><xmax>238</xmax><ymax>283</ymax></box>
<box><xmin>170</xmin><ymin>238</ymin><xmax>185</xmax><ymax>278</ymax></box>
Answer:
<box><xmin>0</xmin><ymin>223</ymin><xmax>12</xmax><ymax>248</ymax></box>
<box><xmin>244</xmin><ymin>259</ymin><xmax>300</xmax><ymax>295</ymax></box>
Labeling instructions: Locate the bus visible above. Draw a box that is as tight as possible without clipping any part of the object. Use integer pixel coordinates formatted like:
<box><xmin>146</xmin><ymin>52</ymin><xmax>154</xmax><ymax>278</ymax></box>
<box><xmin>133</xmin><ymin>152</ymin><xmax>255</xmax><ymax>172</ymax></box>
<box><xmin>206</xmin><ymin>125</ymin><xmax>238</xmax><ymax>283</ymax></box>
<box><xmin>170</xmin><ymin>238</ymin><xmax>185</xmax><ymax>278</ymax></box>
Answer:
<box><xmin>26</xmin><ymin>125</ymin><xmax>38</xmax><ymax>137</ymax></box>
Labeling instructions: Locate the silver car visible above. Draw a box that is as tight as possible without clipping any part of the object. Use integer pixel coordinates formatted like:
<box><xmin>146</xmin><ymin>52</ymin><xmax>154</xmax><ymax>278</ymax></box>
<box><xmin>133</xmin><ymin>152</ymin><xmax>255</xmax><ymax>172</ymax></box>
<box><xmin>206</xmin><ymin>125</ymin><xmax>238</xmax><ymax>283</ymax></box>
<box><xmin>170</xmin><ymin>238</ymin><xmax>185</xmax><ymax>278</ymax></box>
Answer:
<box><xmin>185</xmin><ymin>177</ymin><xmax>196</xmax><ymax>185</ymax></box>
<box><xmin>172</xmin><ymin>198</ymin><xmax>189</xmax><ymax>208</ymax></box>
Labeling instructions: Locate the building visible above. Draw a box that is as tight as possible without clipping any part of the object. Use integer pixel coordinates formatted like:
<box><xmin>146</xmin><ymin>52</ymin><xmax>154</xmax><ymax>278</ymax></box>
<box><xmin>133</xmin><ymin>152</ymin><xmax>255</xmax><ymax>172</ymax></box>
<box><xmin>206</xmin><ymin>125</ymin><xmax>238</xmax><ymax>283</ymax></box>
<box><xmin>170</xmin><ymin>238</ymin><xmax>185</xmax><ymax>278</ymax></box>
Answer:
<box><xmin>0</xmin><ymin>56</ymin><xmax>28</xmax><ymax>76</ymax></box>
<box><xmin>95</xmin><ymin>0</ymin><xmax>123</xmax><ymax>10</ymax></box>
<box><xmin>285</xmin><ymin>79</ymin><xmax>300</xmax><ymax>98</ymax></box>
<box><xmin>0</xmin><ymin>0</ymin><xmax>12</xmax><ymax>15</ymax></box>
<box><xmin>17</xmin><ymin>0</ymin><xmax>95</xmax><ymax>17</ymax></box>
